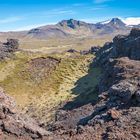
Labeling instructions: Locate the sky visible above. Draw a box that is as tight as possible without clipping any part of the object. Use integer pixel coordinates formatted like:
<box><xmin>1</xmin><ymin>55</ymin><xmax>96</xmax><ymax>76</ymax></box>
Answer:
<box><xmin>0</xmin><ymin>0</ymin><xmax>140</xmax><ymax>31</ymax></box>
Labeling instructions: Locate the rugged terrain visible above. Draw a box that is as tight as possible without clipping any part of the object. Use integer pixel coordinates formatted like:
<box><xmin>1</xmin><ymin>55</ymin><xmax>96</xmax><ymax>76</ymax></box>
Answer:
<box><xmin>44</xmin><ymin>28</ymin><xmax>140</xmax><ymax>140</ymax></box>
<box><xmin>0</xmin><ymin>28</ymin><xmax>139</xmax><ymax>140</ymax></box>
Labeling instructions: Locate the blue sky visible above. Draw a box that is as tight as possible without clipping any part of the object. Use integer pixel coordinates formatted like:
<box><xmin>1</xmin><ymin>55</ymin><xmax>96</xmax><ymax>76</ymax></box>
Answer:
<box><xmin>0</xmin><ymin>0</ymin><xmax>140</xmax><ymax>31</ymax></box>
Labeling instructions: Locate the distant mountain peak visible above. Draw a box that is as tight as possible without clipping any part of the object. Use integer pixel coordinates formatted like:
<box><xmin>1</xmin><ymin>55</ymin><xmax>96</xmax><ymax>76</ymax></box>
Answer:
<box><xmin>99</xmin><ymin>18</ymin><xmax>126</xmax><ymax>27</ymax></box>
<box><xmin>111</xmin><ymin>18</ymin><xmax>121</xmax><ymax>22</ymax></box>
<box><xmin>57</xmin><ymin>19</ymin><xmax>87</xmax><ymax>29</ymax></box>
<box><xmin>109</xmin><ymin>18</ymin><xmax>126</xmax><ymax>26</ymax></box>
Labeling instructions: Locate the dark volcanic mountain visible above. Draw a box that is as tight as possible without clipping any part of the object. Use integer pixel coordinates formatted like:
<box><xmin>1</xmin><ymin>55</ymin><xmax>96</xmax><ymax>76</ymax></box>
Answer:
<box><xmin>106</xmin><ymin>18</ymin><xmax>126</xmax><ymax>28</ymax></box>
<box><xmin>95</xmin><ymin>18</ymin><xmax>128</xmax><ymax>35</ymax></box>
<box><xmin>26</xmin><ymin>18</ymin><xmax>131</xmax><ymax>39</ymax></box>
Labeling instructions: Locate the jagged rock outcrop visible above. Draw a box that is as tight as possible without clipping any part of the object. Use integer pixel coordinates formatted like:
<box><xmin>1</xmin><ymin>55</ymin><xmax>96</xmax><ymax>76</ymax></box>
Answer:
<box><xmin>3</xmin><ymin>39</ymin><xmax>19</xmax><ymax>52</ymax></box>
<box><xmin>82</xmin><ymin>56</ymin><xmax>140</xmax><ymax>139</ymax></box>
<box><xmin>84</xmin><ymin>28</ymin><xmax>140</xmax><ymax>139</ymax></box>
<box><xmin>0</xmin><ymin>39</ymin><xmax>19</xmax><ymax>60</ymax></box>
<box><xmin>112</xmin><ymin>28</ymin><xmax>140</xmax><ymax>60</ymax></box>
<box><xmin>95</xmin><ymin>28</ymin><xmax>140</xmax><ymax>65</ymax></box>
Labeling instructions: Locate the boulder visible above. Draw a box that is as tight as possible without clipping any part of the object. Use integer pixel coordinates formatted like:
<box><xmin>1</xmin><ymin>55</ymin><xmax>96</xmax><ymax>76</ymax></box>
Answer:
<box><xmin>130</xmin><ymin>28</ymin><xmax>140</xmax><ymax>37</ymax></box>
<box><xmin>107</xmin><ymin>108</ymin><xmax>120</xmax><ymax>119</ymax></box>
<box><xmin>109</xmin><ymin>81</ymin><xmax>136</xmax><ymax>103</ymax></box>
<box><xmin>0</xmin><ymin>38</ymin><xmax>19</xmax><ymax>60</ymax></box>
<box><xmin>3</xmin><ymin>39</ymin><xmax>19</xmax><ymax>52</ymax></box>
<box><xmin>135</xmin><ymin>90</ymin><xmax>140</xmax><ymax>102</ymax></box>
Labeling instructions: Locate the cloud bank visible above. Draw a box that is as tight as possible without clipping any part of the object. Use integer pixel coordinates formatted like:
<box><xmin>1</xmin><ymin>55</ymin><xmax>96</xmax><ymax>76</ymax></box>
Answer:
<box><xmin>122</xmin><ymin>17</ymin><xmax>140</xmax><ymax>25</ymax></box>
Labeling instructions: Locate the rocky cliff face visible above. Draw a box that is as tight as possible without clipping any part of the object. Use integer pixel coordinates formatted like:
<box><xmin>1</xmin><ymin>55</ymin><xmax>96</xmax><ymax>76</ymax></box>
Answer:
<box><xmin>112</xmin><ymin>28</ymin><xmax>140</xmax><ymax>60</ymax></box>
<box><xmin>46</xmin><ymin>28</ymin><xmax>140</xmax><ymax>140</ymax></box>
<box><xmin>95</xmin><ymin>28</ymin><xmax>140</xmax><ymax>65</ymax></box>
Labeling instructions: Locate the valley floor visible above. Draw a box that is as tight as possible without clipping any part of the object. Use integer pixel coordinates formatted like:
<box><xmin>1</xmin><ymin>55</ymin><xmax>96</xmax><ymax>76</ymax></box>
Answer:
<box><xmin>0</xmin><ymin>51</ymin><xmax>101</xmax><ymax>126</ymax></box>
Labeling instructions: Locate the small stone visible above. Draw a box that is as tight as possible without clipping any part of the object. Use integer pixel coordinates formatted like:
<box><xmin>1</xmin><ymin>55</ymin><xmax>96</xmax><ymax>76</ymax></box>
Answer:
<box><xmin>77</xmin><ymin>125</ymin><xmax>85</xmax><ymax>134</ymax></box>
<box><xmin>108</xmin><ymin>109</ymin><xmax>120</xmax><ymax>120</ymax></box>
<box><xmin>0</xmin><ymin>112</ymin><xmax>5</xmax><ymax>119</ymax></box>
<box><xmin>135</xmin><ymin>90</ymin><xmax>140</xmax><ymax>102</ymax></box>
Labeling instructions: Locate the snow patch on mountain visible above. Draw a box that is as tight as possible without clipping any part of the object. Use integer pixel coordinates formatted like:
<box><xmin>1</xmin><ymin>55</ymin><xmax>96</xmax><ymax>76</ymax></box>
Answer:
<box><xmin>100</xmin><ymin>19</ymin><xmax>111</xmax><ymax>24</ymax></box>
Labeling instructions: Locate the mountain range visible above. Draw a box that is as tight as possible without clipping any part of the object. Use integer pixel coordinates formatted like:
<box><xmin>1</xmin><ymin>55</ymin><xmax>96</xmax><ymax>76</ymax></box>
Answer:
<box><xmin>0</xmin><ymin>18</ymin><xmax>139</xmax><ymax>40</ymax></box>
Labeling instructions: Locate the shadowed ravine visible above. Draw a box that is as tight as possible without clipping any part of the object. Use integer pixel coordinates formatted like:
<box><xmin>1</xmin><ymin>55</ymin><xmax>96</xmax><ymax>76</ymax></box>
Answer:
<box><xmin>62</xmin><ymin>63</ymin><xmax>101</xmax><ymax>110</ymax></box>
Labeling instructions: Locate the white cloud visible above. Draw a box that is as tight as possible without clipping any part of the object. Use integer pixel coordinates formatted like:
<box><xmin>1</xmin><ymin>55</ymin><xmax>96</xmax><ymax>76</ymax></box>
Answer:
<box><xmin>42</xmin><ymin>9</ymin><xmax>76</xmax><ymax>17</ymax></box>
<box><xmin>90</xmin><ymin>5</ymin><xmax>107</xmax><ymax>11</ymax></box>
<box><xmin>54</xmin><ymin>10</ymin><xmax>74</xmax><ymax>14</ymax></box>
<box><xmin>121</xmin><ymin>17</ymin><xmax>140</xmax><ymax>25</ymax></box>
<box><xmin>94</xmin><ymin>0</ymin><xmax>113</xmax><ymax>4</ymax></box>
<box><xmin>82</xmin><ymin>17</ymin><xmax>140</xmax><ymax>25</ymax></box>
<box><xmin>0</xmin><ymin>17</ymin><xmax>22</xmax><ymax>24</ymax></box>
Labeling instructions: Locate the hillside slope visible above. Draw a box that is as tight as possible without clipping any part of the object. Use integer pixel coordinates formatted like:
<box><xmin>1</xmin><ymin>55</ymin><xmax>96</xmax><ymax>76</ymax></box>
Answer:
<box><xmin>46</xmin><ymin>28</ymin><xmax>140</xmax><ymax>140</ymax></box>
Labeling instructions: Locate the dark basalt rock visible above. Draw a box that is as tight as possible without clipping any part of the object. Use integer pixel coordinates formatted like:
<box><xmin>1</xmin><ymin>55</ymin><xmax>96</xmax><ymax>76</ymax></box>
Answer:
<box><xmin>135</xmin><ymin>90</ymin><xmax>140</xmax><ymax>102</ymax></box>
<box><xmin>109</xmin><ymin>81</ymin><xmax>136</xmax><ymax>103</ymax></box>
<box><xmin>90</xmin><ymin>46</ymin><xmax>100</xmax><ymax>54</ymax></box>
<box><xmin>130</xmin><ymin>28</ymin><xmax>140</xmax><ymax>37</ymax></box>
<box><xmin>67</xmin><ymin>49</ymin><xmax>78</xmax><ymax>53</ymax></box>
<box><xmin>0</xmin><ymin>39</ymin><xmax>19</xmax><ymax>60</ymax></box>
<box><xmin>3</xmin><ymin>39</ymin><xmax>19</xmax><ymax>52</ymax></box>
<box><xmin>112</xmin><ymin>32</ymin><xmax>140</xmax><ymax>60</ymax></box>
<box><xmin>95</xmin><ymin>28</ymin><xmax>140</xmax><ymax>67</ymax></box>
